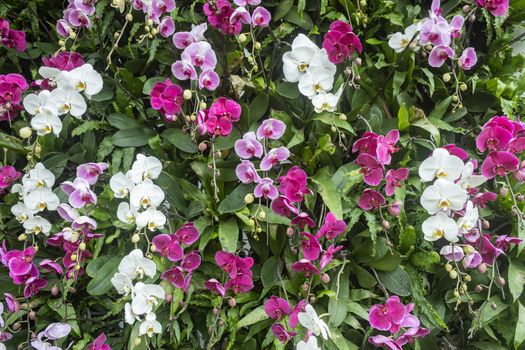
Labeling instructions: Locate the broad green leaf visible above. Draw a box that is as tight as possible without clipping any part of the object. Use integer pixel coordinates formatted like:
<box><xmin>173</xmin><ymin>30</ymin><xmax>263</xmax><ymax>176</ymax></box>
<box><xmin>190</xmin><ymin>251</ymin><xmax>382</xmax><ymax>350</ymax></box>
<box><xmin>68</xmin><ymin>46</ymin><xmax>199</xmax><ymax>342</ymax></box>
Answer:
<box><xmin>219</xmin><ymin>217</ymin><xmax>238</xmax><ymax>253</ymax></box>
<box><xmin>312</xmin><ymin>170</ymin><xmax>343</xmax><ymax>219</ymax></box>
<box><xmin>161</xmin><ymin>128</ymin><xmax>198</xmax><ymax>153</ymax></box>
<box><xmin>377</xmin><ymin>266</ymin><xmax>411</xmax><ymax>296</ymax></box>
<box><xmin>218</xmin><ymin>184</ymin><xmax>252</xmax><ymax>214</ymax></box>
<box><xmin>508</xmin><ymin>259</ymin><xmax>525</xmax><ymax>302</ymax></box>
<box><xmin>273</xmin><ymin>0</ymin><xmax>293</xmax><ymax>20</ymax></box>
<box><xmin>515</xmin><ymin>302</ymin><xmax>525</xmax><ymax>349</ymax></box>
<box><xmin>86</xmin><ymin>255</ymin><xmax>121</xmax><ymax>296</ymax></box>
<box><xmin>398</xmin><ymin>103</ymin><xmax>410</xmax><ymax>131</ymax></box>
<box><xmin>112</xmin><ymin>128</ymin><xmax>155</xmax><ymax>147</ymax></box>
<box><xmin>412</xmin><ymin>118</ymin><xmax>441</xmax><ymax>146</ymax></box>
<box><xmin>261</xmin><ymin>256</ymin><xmax>280</xmax><ymax>288</ymax></box>
<box><xmin>329</xmin><ymin>265</ymin><xmax>350</xmax><ymax>327</ymax></box>
<box><xmin>107</xmin><ymin>113</ymin><xmax>142</xmax><ymax>130</ymax></box>
<box><xmin>276</xmin><ymin>82</ymin><xmax>301</xmax><ymax>99</ymax></box>
<box><xmin>250</xmin><ymin>94</ymin><xmax>269</xmax><ymax>122</ymax></box>
<box><xmin>237</xmin><ymin>306</ymin><xmax>269</xmax><ymax>328</ymax></box>
<box><xmin>284</xmin><ymin>7</ymin><xmax>313</xmax><ymax>29</ymax></box>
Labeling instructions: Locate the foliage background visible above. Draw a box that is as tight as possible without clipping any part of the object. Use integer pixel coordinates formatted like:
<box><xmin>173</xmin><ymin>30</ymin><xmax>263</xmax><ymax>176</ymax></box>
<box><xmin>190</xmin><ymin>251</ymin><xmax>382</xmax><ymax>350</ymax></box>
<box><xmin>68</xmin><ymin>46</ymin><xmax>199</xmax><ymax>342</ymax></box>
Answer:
<box><xmin>0</xmin><ymin>0</ymin><xmax>525</xmax><ymax>349</ymax></box>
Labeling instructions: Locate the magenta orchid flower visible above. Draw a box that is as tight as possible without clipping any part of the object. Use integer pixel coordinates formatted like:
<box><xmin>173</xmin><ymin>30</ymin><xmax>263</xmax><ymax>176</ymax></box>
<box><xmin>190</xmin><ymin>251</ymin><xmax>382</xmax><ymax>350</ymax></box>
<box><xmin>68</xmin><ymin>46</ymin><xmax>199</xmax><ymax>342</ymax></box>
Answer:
<box><xmin>235</xmin><ymin>131</ymin><xmax>263</xmax><ymax>159</ymax></box>
<box><xmin>39</xmin><ymin>259</ymin><xmax>64</xmax><ymax>275</ymax></box>
<box><xmin>385</xmin><ymin>168</ymin><xmax>409</xmax><ymax>196</ymax></box>
<box><xmin>316</xmin><ymin>212</ymin><xmax>347</xmax><ymax>240</ymax></box>
<box><xmin>352</xmin><ymin>132</ymin><xmax>378</xmax><ymax>156</ymax></box>
<box><xmin>271</xmin><ymin>196</ymin><xmax>299</xmax><ymax>217</ymax></box>
<box><xmin>322</xmin><ymin>20</ymin><xmax>362</xmax><ymax>64</ymax></box>
<box><xmin>376</xmin><ymin>130</ymin><xmax>399</xmax><ymax>165</ymax></box>
<box><xmin>230</xmin><ymin>7</ymin><xmax>251</xmax><ymax>24</ymax></box>
<box><xmin>174</xmin><ymin>222</ymin><xmax>200</xmax><ymax>245</ymax></box>
<box><xmin>291</xmin><ymin>212</ymin><xmax>316</xmax><ymax>229</ymax></box>
<box><xmin>442</xmin><ymin>144</ymin><xmax>468</xmax><ymax>160</ymax></box>
<box><xmin>369</xmin><ymin>296</ymin><xmax>409</xmax><ymax>332</ymax></box>
<box><xmin>224</xmin><ymin>273</ymin><xmax>254</xmax><ymax>293</ymax></box>
<box><xmin>254</xmin><ymin>178</ymin><xmax>279</xmax><ymax>200</ymax></box>
<box><xmin>215</xmin><ymin>251</ymin><xmax>254</xmax><ymax>279</ymax></box>
<box><xmin>462</xmin><ymin>251</ymin><xmax>482</xmax><ymax>269</ymax></box>
<box><xmin>289</xmin><ymin>299</ymin><xmax>307</xmax><ymax>328</ymax></box>
<box><xmin>459</xmin><ymin>47</ymin><xmax>477</xmax><ymax>70</ymax></box>
<box><xmin>24</xmin><ymin>277</ymin><xmax>47</xmax><ymax>298</ymax></box>
<box><xmin>264</xmin><ymin>296</ymin><xmax>292</xmax><ymax>320</ymax></box>
<box><xmin>476</xmin><ymin>120</ymin><xmax>513</xmax><ymax>152</ymax></box>
<box><xmin>0</xmin><ymin>165</ymin><xmax>21</xmax><ymax>189</ymax></box>
<box><xmin>161</xmin><ymin>266</ymin><xmax>186</xmax><ymax>288</ymax></box>
<box><xmin>257</xmin><ymin>118</ymin><xmax>286</xmax><ymax>140</ymax></box>
<box><xmin>181</xmin><ymin>251</ymin><xmax>201</xmax><ymax>272</ymax></box>
<box><xmin>356</xmin><ymin>153</ymin><xmax>384</xmax><ymax>186</ymax></box>
<box><xmin>209</xmin><ymin>97</ymin><xmax>242</xmax><ymax>122</ymax></box>
<box><xmin>271</xmin><ymin>323</ymin><xmax>297</xmax><ymax>343</ymax></box>
<box><xmin>87</xmin><ymin>332</ymin><xmax>111</xmax><ymax>350</ymax></box>
<box><xmin>205</xmin><ymin>115</ymin><xmax>233</xmax><ymax>136</ymax></box>
<box><xmin>300</xmin><ymin>232</ymin><xmax>321</xmax><ymax>261</ymax></box>
<box><xmin>291</xmin><ymin>259</ymin><xmax>320</xmax><ymax>277</ymax></box>
<box><xmin>477</xmin><ymin>0</ymin><xmax>509</xmax><ymax>16</ymax></box>
<box><xmin>152</xmin><ymin>234</ymin><xmax>184</xmax><ymax>262</ymax></box>
<box><xmin>204</xmin><ymin>278</ymin><xmax>226</xmax><ymax>297</ymax></box>
<box><xmin>5</xmin><ymin>246</ymin><xmax>36</xmax><ymax>276</ymax></box>
<box><xmin>449</xmin><ymin>15</ymin><xmax>465</xmax><ymax>38</ymax></box>
<box><xmin>150</xmin><ymin>79</ymin><xmax>184</xmax><ymax>119</ymax></box>
<box><xmin>480</xmin><ymin>151</ymin><xmax>519</xmax><ymax>179</ymax></box>
<box><xmin>236</xmin><ymin>160</ymin><xmax>261</xmax><ymax>184</ymax></box>
<box><xmin>428</xmin><ymin>45</ymin><xmax>455</xmax><ymax>67</ymax></box>
<box><xmin>4</xmin><ymin>293</ymin><xmax>19</xmax><ymax>312</ymax></box>
<box><xmin>320</xmin><ymin>244</ymin><xmax>343</xmax><ymax>269</ymax></box>
<box><xmin>252</xmin><ymin>7</ymin><xmax>271</xmax><ymax>27</ymax></box>
<box><xmin>495</xmin><ymin>235</ymin><xmax>523</xmax><ymax>251</ymax></box>
<box><xmin>358</xmin><ymin>189</ymin><xmax>386</xmax><ymax>211</ymax></box>
<box><xmin>260</xmin><ymin>147</ymin><xmax>291</xmax><ymax>171</ymax></box>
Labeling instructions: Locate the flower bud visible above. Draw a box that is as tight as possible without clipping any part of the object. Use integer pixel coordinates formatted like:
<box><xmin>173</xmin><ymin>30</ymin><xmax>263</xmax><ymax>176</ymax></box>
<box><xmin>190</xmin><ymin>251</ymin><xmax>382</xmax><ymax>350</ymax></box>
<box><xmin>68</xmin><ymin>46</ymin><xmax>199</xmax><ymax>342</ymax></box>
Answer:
<box><xmin>301</xmin><ymin>282</ymin><xmax>309</xmax><ymax>292</ymax></box>
<box><xmin>13</xmin><ymin>322</ymin><xmax>21</xmax><ymax>331</ymax></box>
<box><xmin>464</xmin><ymin>274</ymin><xmax>472</xmax><ymax>282</ymax></box>
<box><xmin>491</xmin><ymin>303</ymin><xmax>498</xmax><ymax>310</ymax></box>
<box><xmin>79</xmin><ymin>242</ymin><xmax>86</xmax><ymax>251</ymax></box>
<box><xmin>354</xmin><ymin>57</ymin><xmax>362</xmax><ymax>66</ymax></box>
<box><xmin>452</xmin><ymin>95</ymin><xmax>459</xmax><ymax>102</ymax></box>
<box><xmin>500</xmin><ymin>187</ymin><xmax>509</xmax><ymax>197</ymax></box>
<box><xmin>147</xmin><ymin>19</ymin><xmax>153</xmax><ymax>26</ymax></box>
<box><xmin>18</xmin><ymin>233</ymin><xmax>27</xmax><ymax>241</ymax></box>
<box><xmin>442</xmin><ymin>73</ymin><xmax>452</xmax><ymax>82</ymax></box>
<box><xmin>497</xmin><ymin>277</ymin><xmax>506</xmax><ymax>286</ymax></box>
<box><xmin>75</xmin><ymin>264</ymin><xmax>81</xmax><ymax>271</ymax></box>
<box><xmin>213</xmin><ymin>307</ymin><xmax>220</xmax><ymax>315</ymax></box>
<box><xmin>70</xmin><ymin>232</ymin><xmax>80</xmax><ymax>243</ymax></box>
<box><xmin>144</xmin><ymin>25</ymin><xmax>150</xmax><ymax>32</ymax></box>
<box><xmin>482</xmin><ymin>219</ymin><xmax>490</xmax><ymax>230</ymax></box>
<box><xmin>71</xmin><ymin>253</ymin><xmax>78</xmax><ymax>262</ymax></box>
<box><xmin>477</xmin><ymin>263</ymin><xmax>487</xmax><ymax>274</ymax></box>
<box><xmin>183</xmin><ymin>89</ymin><xmax>192</xmax><ymax>100</ymax></box>
<box><xmin>257</xmin><ymin>211</ymin><xmax>266</xmax><ymax>220</ymax></box>
<box><xmin>199</xmin><ymin>101</ymin><xmax>207</xmax><ymax>110</ymax></box>
<box><xmin>198</xmin><ymin>142</ymin><xmax>208</xmax><ymax>152</ymax></box>
<box><xmin>28</xmin><ymin>310</ymin><xmax>36</xmax><ymax>320</ymax></box>
<box><xmin>321</xmin><ymin>273</ymin><xmax>330</xmax><ymax>284</ymax></box>
<box><xmin>382</xmin><ymin>219</ymin><xmax>391</xmax><ymax>230</ymax></box>
<box><xmin>286</xmin><ymin>227</ymin><xmax>294</xmax><ymax>237</ymax></box>
<box><xmin>360</xmin><ymin>0</ymin><xmax>367</xmax><ymax>5</ymax></box>
<box><xmin>134</xmin><ymin>337</ymin><xmax>142</xmax><ymax>346</ymax></box>
<box><xmin>460</xmin><ymin>83</ymin><xmax>467</xmax><ymax>91</ymax></box>
<box><xmin>254</xmin><ymin>42</ymin><xmax>261</xmax><ymax>50</ymax></box>
<box><xmin>218</xmin><ymin>319</ymin><xmax>225</xmax><ymax>327</ymax></box>
<box><xmin>339</xmin><ymin>114</ymin><xmax>347</xmax><ymax>121</ymax></box>
<box><xmin>445</xmin><ymin>263</ymin><xmax>453</xmax><ymax>272</ymax></box>
<box><xmin>165</xmin><ymin>293</ymin><xmax>173</xmax><ymax>303</ymax></box>
<box><xmin>215</xmin><ymin>150</ymin><xmax>222</xmax><ymax>159</ymax></box>
<box><xmin>69</xmin><ymin>31</ymin><xmax>77</xmax><ymax>39</ymax></box>
<box><xmin>244</xmin><ymin>193</ymin><xmax>254</xmax><ymax>204</ymax></box>
<box><xmin>469</xmin><ymin>14</ymin><xmax>476</xmax><ymax>22</ymax></box>
<box><xmin>151</xmin><ymin>28</ymin><xmax>158</xmax><ymax>36</ymax></box>
<box><xmin>19</xmin><ymin>127</ymin><xmax>32</xmax><ymax>139</ymax></box>
<box><xmin>239</xmin><ymin>34</ymin><xmax>247</xmax><ymax>43</ymax></box>
<box><xmin>51</xmin><ymin>285</ymin><xmax>59</xmax><ymax>296</ymax></box>
<box><xmin>462</xmin><ymin>4</ymin><xmax>471</xmax><ymax>12</ymax></box>
<box><xmin>453</xmin><ymin>290</ymin><xmax>460</xmax><ymax>298</ymax></box>
<box><xmin>125</xmin><ymin>13</ymin><xmax>133</xmax><ymax>22</ymax></box>
<box><xmin>449</xmin><ymin>270</ymin><xmax>458</xmax><ymax>279</ymax></box>
<box><xmin>331</xmin><ymin>126</ymin><xmax>337</xmax><ymax>133</ymax></box>
<box><xmin>150</xmin><ymin>244</ymin><xmax>157</xmax><ymax>253</ymax></box>
<box><xmin>463</xmin><ymin>245</ymin><xmax>475</xmax><ymax>254</ymax></box>
<box><xmin>131</xmin><ymin>233</ymin><xmax>140</xmax><ymax>243</ymax></box>
<box><xmin>228</xmin><ymin>298</ymin><xmax>237</xmax><ymax>308</ymax></box>
<box><xmin>388</xmin><ymin>201</ymin><xmax>402</xmax><ymax>216</ymax></box>
<box><xmin>518</xmin><ymin>194</ymin><xmax>525</xmax><ymax>202</ymax></box>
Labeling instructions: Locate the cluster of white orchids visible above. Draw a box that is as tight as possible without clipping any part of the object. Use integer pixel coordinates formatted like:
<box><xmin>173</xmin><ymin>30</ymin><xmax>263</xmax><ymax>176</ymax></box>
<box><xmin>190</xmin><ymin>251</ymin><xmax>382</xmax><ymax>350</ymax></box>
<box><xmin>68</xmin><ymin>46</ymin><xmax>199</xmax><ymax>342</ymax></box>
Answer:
<box><xmin>418</xmin><ymin>148</ymin><xmax>486</xmax><ymax>251</ymax></box>
<box><xmin>110</xmin><ymin>154</ymin><xmax>167</xmax><ymax>233</ymax></box>
<box><xmin>11</xmin><ymin>163</ymin><xmax>59</xmax><ymax>237</ymax></box>
<box><xmin>23</xmin><ymin>63</ymin><xmax>103</xmax><ymax>136</ymax></box>
<box><xmin>282</xmin><ymin>34</ymin><xmax>341</xmax><ymax>113</ymax></box>
<box><xmin>111</xmin><ymin>248</ymin><xmax>165</xmax><ymax>338</ymax></box>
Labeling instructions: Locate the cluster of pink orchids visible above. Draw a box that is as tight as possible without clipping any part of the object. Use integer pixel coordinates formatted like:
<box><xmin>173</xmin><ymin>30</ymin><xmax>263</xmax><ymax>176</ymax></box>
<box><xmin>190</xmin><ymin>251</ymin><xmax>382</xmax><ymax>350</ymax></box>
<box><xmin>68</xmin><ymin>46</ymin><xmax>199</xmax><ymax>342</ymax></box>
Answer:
<box><xmin>476</xmin><ymin>0</ymin><xmax>509</xmax><ymax>16</ymax></box>
<box><xmin>0</xmin><ymin>18</ymin><xmax>26</xmax><ymax>52</ymax></box>
<box><xmin>153</xmin><ymin>223</ymin><xmax>202</xmax><ymax>291</ymax></box>
<box><xmin>368</xmin><ymin>296</ymin><xmax>429</xmax><ymax>349</ymax></box>
<box><xmin>205</xmin><ymin>251</ymin><xmax>254</xmax><ymax>296</ymax></box>
<box><xmin>322</xmin><ymin>20</ymin><xmax>362</xmax><ymax>64</ymax></box>
<box><xmin>203</xmin><ymin>0</ymin><xmax>270</xmax><ymax>35</ymax></box>
<box><xmin>353</xmin><ymin>129</ymin><xmax>406</xmax><ymax>214</ymax></box>
<box><xmin>264</xmin><ymin>296</ymin><xmax>307</xmax><ymax>343</ymax></box>
<box><xmin>198</xmin><ymin>97</ymin><xmax>242</xmax><ymax>137</ymax></box>
<box><xmin>0</xmin><ymin>74</ymin><xmax>29</xmax><ymax>122</ymax></box>
<box><xmin>56</xmin><ymin>0</ymin><xmax>99</xmax><ymax>36</ymax></box>
<box><xmin>419</xmin><ymin>0</ymin><xmax>477</xmax><ymax>70</ymax></box>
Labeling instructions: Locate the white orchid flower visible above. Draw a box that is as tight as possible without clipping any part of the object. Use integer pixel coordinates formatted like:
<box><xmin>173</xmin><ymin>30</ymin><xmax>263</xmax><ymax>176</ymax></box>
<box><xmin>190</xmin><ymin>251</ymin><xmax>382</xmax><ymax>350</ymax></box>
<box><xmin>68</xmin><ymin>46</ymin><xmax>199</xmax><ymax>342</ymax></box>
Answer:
<box><xmin>388</xmin><ymin>23</ymin><xmax>420</xmax><ymax>53</ymax></box>
<box><xmin>24</xmin><ymin>188</ymin><xmax>60</xmax><ymax>213</ymax></box>
<box><xmin>50</xmin><ymin>88</ymin><xmax>87</xmax><ymax>118</ymax></box>
<box><xmin>297</xmin><ymin>335</ymin><xmax>321</xmax><ymax>350</ymax></box>
<box><xmin>117</xmin><ymin>202</ymin><xmax>137</xmax><ymax>225</ymax></box>
<box><xmin>110</xmin><ymin>171</ymin><xmax>135</xmax><ymax>198</ymax></box>
<box><xmin>129</xmin><ymin>180</ymin><xmax>165</xmax><ymax>209</ymax></box>
<box><xmin>457</xmin><ymin>201</ymin><xmax>479</xmax><ymax>234</ymax></box>
<box><xmin>282</xmin><ymin>34</ymin><xmax>320</xmax><ymax>83</ymax></box>
<box><xmin>23</xmin><ymin>90</ymin><xmax>59</xmax><ymax>117</ymax></box>
<box><xmin>418</xmin><ymin>148</ymin><xmax>464</xmax><ymax>182</ymax></box>
<box><xmin>22</xmin><ymin>163</ymin><xmax>55</xmax><ymax>191</ymax></box>
<box><xmin>298</xmin><ymin>304</ymin><xmax>331</xmax><ymax>340</ymax></box>
<box><xmin>136</xmin><ymin>207</ymin><xmax>166</xmax><ymax>231</ymax></box>
<box><xmin>139</xmin><ymin>313</ymin><xmax>162</xmax><ymax>337</ymax></box>
<box><xmin>422</xmin><ymin>211</ymin><xmax>459</xmax><ymax>242</ymax></box>
<box><xmin>11</xmin><ymin>202</ymin><xmax>34</xmax><ymax>222</ymax></box>
<box><xmin>421</xmin><ymin>178</ymin><xmax>467</xmax><ymax>214</ymax></box>
<box><xmin>118</xmin><ymin>249</ymin><xmax>156</xmax><ymax>279</ymax></box>
<box><xmin>130</xmin><ymin>154</ymin><xmax>163</xmax><ymax>183</ymax></box>
<box><xmin>132</xmin><ymin>282</ymin><xmax>165</xmax><ymax>315</ymax></box>
<box><xmin>312</xmin><ymin>86</ymin><xmax>343</xmax><ymax>113</ymax></box>
<box><xmin>23</xmin><ymin>216</ymin><xmax>52</xmax><ymax>236</ymax></box>
<box><xmin>457</xmin><ymin>162</ymin><xmax>487</xmax><ymax>190</ymax></box>
<box><xmin>111</xmin><ymin>272</ymin><xmax>134</xmax><ymax>296</ymax></box>
<box><xmin>125</xmin><ymin>302</ymin><xmax>140</xmax><ymax>325</ymax></box>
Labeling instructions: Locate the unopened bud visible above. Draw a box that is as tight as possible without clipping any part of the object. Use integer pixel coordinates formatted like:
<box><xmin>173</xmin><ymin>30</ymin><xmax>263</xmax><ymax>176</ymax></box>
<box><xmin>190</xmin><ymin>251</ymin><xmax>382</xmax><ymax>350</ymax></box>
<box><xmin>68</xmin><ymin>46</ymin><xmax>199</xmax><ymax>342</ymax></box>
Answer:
<box><xmin>12</xmin><ymin>322</ymin><xmax>21</xmax><ymax>331</ymax></box>
<box><xmin>286</xmin><ymin>227</ymin><xmax>294</xmax><ymax>237</ymax></box>
<box><xmin>150</xmin><ymin>244</ymin><xmax>157</xmax><ymax>253</ymax></box>
<box><xmin>257</xmin><ymin>211</ymin><xmax>266</xmax><ymax>220</ymax></box>
<box><xmin>19</xmin><ymin>127</ymin><xmax>32</xmax><ymax>139</ymax></box>
<box><xmin>70</xmin><ymin>232</ymin><xmax>80</xmax><ymax>243</ymax></box>
<box><xmin>165</xmin><ymin>293</ymin><xmax>173</xmax><ymax>303</ymax></box>
<box><xmin>239</xmin><ymin>33</ymin><xmax>247</xmax><ymax>43</ymax></box>
<box><xmin>134</xmin><ymin>337</ymin><xmax>142</xmax><ymax>346</ymax></box>
<box><xmin>517</xmin><ymin>194</ymin><xmax>525</xmax><ymax>202</ymax></box>
<box><xmin>18</xmin><ymin>233</ymin><xmax>27</xmax><ymax>241</ymax></box>
<box><xmin>199</xmin><ymin>101</ymin><xmax>207</xmax><ymax>110</ymax></box>
<box><xmin>198</xmin><ymin>142</ymin><xmax>208</xmax><ymax>152</ymax></box>
<box><xmin>69</xmin><ymin>31</ymin><xmax>77</xmax><ymax>39</ymax></box>
<box><xmin>79</xmin><ymin>242</ymin><xmax>86</xmax><ymax>251</ymax></box>
<box><xmin>469</xmin><ymin>14</ymin><xmax>476</xmax><ymax>22</ymax></box>
<box><xmin>445</xmin><ymin>263</ymin><xmax>453</xmax><ymax>272</ymax></box>
<box><xmin>131</xmin><ymin>233</ymin><xmax>140</xmax><ymax>243</ymax></box>
<box><xmin>463</xmin><ymin>245</ymin><xmax>475</xmax><ymax>254</ymax></box>
<box><xmin>500</xmin><ymin>187</ymin><xmax>509</xmax><ymax>197</ymax></box>
<box><xmin>482</xmin><ymin>219</ymin><xmax>490</xmax><ymax>230</ymax></box>
<box><xmin>228</xmin><ymin>298</ymin><xmax>237</xmax><ymax>308</ymax></box>
<box><xmin>183</xmin><ymin>89</ymin><xmax>192</xmax><ymax>100</ymax></box>
<box><xmin>144</xmin><ymin>25</ymin><xmax>150</xmax><ymax>32</ymax></box>
<box><xmin>339</xmin><ymin>114</ymin><xmax>347</xmax><ymax>121</ymax></box>
<box><xmin>449</xmin><ymin>270</ymin><xmax>458</xmax><ymax>279</ymax></box>
<box><xmin>321</xmin><ymin>273</ymin><xmax>330</xmax><ymax>284</ymax></box>
<box><xmin>452</xmin><ymin>95</ymin><xmax>459</xmax><ymax>102</ymax></box>
<box><xmin>464</xmin><ymin>275</ymin><xmax>472</xmax><ymax>282</ymax></box>
<box><xmin>354</xmin><ymin>57</ymin><xmax>362</xmax><ymax>66</ymax></box>
<box><xmin>477</xmin><ymin>263</ymin><xmax>487</xmax><ymax>274</ymax></box>
<box><xmin>453</xmin><ymin>290</ymin><xmax>460</xmax><ymax>298</ymax></box>
<box><xmin>382</xmin><ymin>219</ymin><xmax>391</xmax><ymax>230</ymax></box>
<box><xmin>244</xmin><ymin>193</ymin><xmax>254</xmax><ymax>204</ymax></box>
<box><xmin>147</xmin><ymin>19</ymin><xmax>153</xmax><ymax>26</ymax></box>
<box><xmin>301</xmin><ymin>282</ymin><xmax>309</xmax><ymax>293</ymax></box>
<box><xmin>151</xmin><ymin>28</ymin><xmax>158</xmax><ymax>36</ymax></box>
<box><xmin>442</xmin><ymin>73</ymin><xmax>452</xmax><ymax>82</ymax></box>
<box><xmin>331</xmin><ymin>126</ymin><xmax>337</xmax><ymax>133</ymax></box>
<box><xmin>215</xmin><ymin>150</ymin><xmax>222</xmax><ymax>159</ymax></box>
<box><xmin>491</xmin><ymin>303</ymin><xmax>497</xmax><ymax>310</ymax></box>
<box><xmin>462</xmin><ymin>4</ymin><xmax>471</xmax><ymax>12</ymax></box>
<box><xmin>125</xmin><ymin>13</ymin><xmax>133</xmax><ymax>22</ymax></box>
<box><xmin>75</xmin><ymin>264</ymin><xmax>81</xmax><ymax>271</ymax></box>
<box><xmin>460</xmin><ymin>83</ymin><xmax>468</xmax><ymax>91</ymax></box>
<box><xmin>254</xmin><ymin>42</ymin><xmax>261</xmax><ymax>50</ymax></box>
<box><xmin>475</xmin><ymin>284</ymin><xmax>483</xmax><ymax>292</ymax></box>
<box><xmin>51</xmin><ymin>285</ymin><xmax>59</xmax><ymax>296</ymax></box>
<box><xmin>71</xmin><ymin>253</ymin><xmax>78</xmax><ymax>262</ymax></box>
<box><xmin>28</xmin><ymin>310</ymin><xmax>36</xmax><ymax>320</ymax></box>
<box><xmin>497</xmin><ymin>277</ymin><xmax>506</xmax><ymax>286</ymax></box>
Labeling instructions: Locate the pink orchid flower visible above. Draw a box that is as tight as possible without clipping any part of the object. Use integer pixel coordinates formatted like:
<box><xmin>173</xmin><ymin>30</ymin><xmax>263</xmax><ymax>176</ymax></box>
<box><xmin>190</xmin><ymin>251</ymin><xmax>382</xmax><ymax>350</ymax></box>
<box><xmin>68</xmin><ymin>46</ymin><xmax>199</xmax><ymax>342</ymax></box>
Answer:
<box><xmin>254</xmin><ymin>178</ymin><xmax>279</xmax><ymax>200</ymax></box>
<box><xmin>428</xmin><ymin>45</ymin><xmax>455</xmax><ymax>68</ymax></box>
<box><xmin>159</xmin><ymin>16</ymin><xmax>176</xmax><ymax>38</ymax></box>
<box><xmin>0</xmin><ymin>165</ymin><xmax>21</xmax><ymax>189</ymax></box>
<box><xmin>289</xmin><ymin>300</ymin><xmax>307</xmax><ymax>328</ymax></box>
<box><xmin>5</xmin><ymin>246</ymin><xmax>36</xmax><ymax>276</ymax></box>
<box><xmin>291</xmin><ymin>259</ymin><xmax>320</xmax><ymax>277</ymax></box>
<box><xmin>480</xmin><ymin>151</ymin><xmax>519</xmax><ymax>179</ymax></box>
<box><xmin>358</xmin><ymin>189</ymin><xmax>386</xmax><ymax>211</ymax></box>
<box><xmin>264</xmin><ymin>296</ymin><xmax>292</xmax><ymax>320</ymax></box>
<box><xmin>300</xmin><ymin>232</ymin><xmax>321</xmax><ymax>261</ymax></box>
<box><xmin>260</xmin><ymin>147</ymin><xmax>291</xmax><ymax>171</ymax></box>
<box><xmin>271</xmin><ymin>323</ymin><xmax>297</xmax><ymax>343</ymax></box>
<box><xmin>476</xmin><ymin>121</ymin><xmax>513</xmax><ymax>152</ymax></box>
<box><xmin>252</xmin><ymin>7</ymin><xmax>271</xmax><ymax>27</ymax></box>
<box><xmin>356</xmin><ymin>153</ymin><xmax>384</xmax><ymax>186</ymax></box>
<box><xmin>215</xmin><ymin>251</ymin><xmax>254</xmax><ymax>279</ymax></box>
<box><xmin>376</xmin><ymin>130</ymin><xmax>399</xmax><ymax>165</ymax></box>
<box><xmin>199</xmin><ymin>70</ymin><xmax>220</xmax><ymax>91</ymax></box>
<box><xmin>477</xmin><ymin>0</ymin><xmax>509</xmax><ymax>16</ymax></box>
<box><xmin>76</xmin><ymin>162</ymin><xmax>108</xmax><ymax>185</ymax></box>
<box><xmin>236</xmin><ymin>160</ymin><xmax>261</xmax><ymax>184</ymax></box>
<box><xmin>174</xmin><ymin>222</ymin><xmax>200</xmax><ymax>245</ymax></box>
<box><xmin>152</xmin><ymin>234</ymin><xmax>184</xmax><ymax>262</ymax></box>
<box><xmin>368</xmin><ymin>296</ymin><xmax>409</xmax><ymax>332</ymax></box>
<box><xmin>4</xmin><ymin>293</ymin><xmax>19</xmax><ymax>312</ymax></box>
<box><xmin>224</xmin><ymin>273</ymin><xmax>254</xmax><ymax>293</ymax></box>
<box><xmin>459</xmin><ymin>47</ymin><xmax>477</xmax><ymax>70</ymax></box>
<box><xmin>24</xmin><ymin>277</ymin><xmax>47</xmax><ymax>298</ymax></box>
<box><xmin>61</xmin><ymin>177</ymin><xmax>97</xmax><ymax>208</ymax></box>
<box><xmin>316</xmin><ymin>212</ymin><xmax>347</xmax><ymax>240</ymax></box>
<box><xmin>171</xmin><ymin>60</ymin><xmax>198</xmax><ymax>81</ymax></box>
<box><xmin>385</xmin><ymin>168</ymin><xmax>409</xmax><ymax>196</ymax></box>
<box><xmin>257</xmin><ymin>118</ymin><xmax>286</xmax><ymax>140</ymax></box>
<box><xmin>235</xmin><ymin>131</ymin><xmax>263</xmax><ymax>159</ymax></box>
<box><xmin>182</xmin><ymin>41</ymin><xmax>217</xmax><ymax>71</ymax></box>
<box><xmin>209</xmin><ymin>97</ymin><xmax>242</xmax><ymax>122</ymax></box>
<box><xmin>320</xmin><ymin>244</ymin><xmax>343</xmax><ymax>269</ymax></box>
<box><xmin>87</xmin><ymin>332</ymin><xmax>111</xmax><ymax>350</ymax></box>
<box><xmin>442</xmin><ymin>144</ymin><xmax>468</xmax><ymax>160</ymax></box>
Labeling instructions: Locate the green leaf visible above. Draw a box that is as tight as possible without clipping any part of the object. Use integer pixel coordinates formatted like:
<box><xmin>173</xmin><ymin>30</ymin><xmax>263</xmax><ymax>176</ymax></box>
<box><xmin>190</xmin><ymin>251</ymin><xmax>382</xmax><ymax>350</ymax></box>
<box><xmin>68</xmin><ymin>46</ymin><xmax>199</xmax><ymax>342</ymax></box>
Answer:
<box><xmin>330</xmin><ymin>327</ymin><xmax>359</xmax><ymax>350</ymax></box>
<box><xmin>161</xmin><ymin>128</ymin><xmax>198</xmax><ymax>153</ymax></box>
<box><xmin>276</xmin><ymin>82</ymin><xmax>300</xmax><ymax>99</ymax></box>
<box><xmin>412</xmin><ymin>118</ymin><xmax>440</xmax><ymax>146</ymax></box>
<box><xmin>86</xmin><ymin>255</ymin><xmax>121</xmax><ymax>296</ymax></box>
<box><xmin>273</xmin><ymin>0</ymin><xmax>294</xmax><ymax>21</ymax></box>
<box><xmin>219</xmin><ymin>217</ymin><xmax>238</xmax><ymax>253</ymax></box>
<box><xmin>261</xmin><ymin>256</ymin><xmax>280</xmax><ymax>288</ymax></box>
<box><xmin>107</xmin><ymin>113</ymin><xmax>142</xmax><ymax>130</ymax></box>
<box><xmin>410</xmin><ymin>250</ymin><xmax>440</xmax><ymax>271</ymax></box>
<box><xmin>428</xmin><ymin>97</ymin><xmax>452</xmax><ymax>120</ymax></box>
<box><xmin>377</xmin><ymin>266</ymin><xmax>411</xmax><ymax>296</ymax></box>
<box><xmin>72</xmin><ymin>120</ymin><xmax>103</xmax><ymax>136</ymax></box>
<box><xmin>329</xmin><ymin>265</ymin><xmax>350</xmax><ymax>327</ymax></box>
<box><xmin>508</xmin><ymin>259</ymin><xmax>525</xmax><ymax>302</ymax></box>
<box><xmin>284</xmin><ymin>6</ymin><xmax>313</xmax><ymax>29</ymax></box>
<box><xmin>249</xmin><ymin>94</ymin><xmax>269</xmax><ymax>122</ymax></box>
<box><xmin>393</xmin><ymin>71</ymin><xmax>406</xmax><ymax>97</ymax></box>
<box><xmin>112</xmin><ymin>128</ymin><xmax>155</xmax><ymax>147</ymax></box>
<box><xmin>398</xmin><ymin>103</ymin><xmax>410</xmax><ymax>131</ymax></box>
<box><xmin>312</xmin><ymin>170</ymin><xmax>343</xmax><ymax>219</ymax></box>
<box><xmin>42</xmin><ymin>152</ymin><xmax>69</xmax><ymax>177</ymax></box>
<box><xmin>218</xmin><ymin>184</ymin><xmax>252</xmax><ymax>214</ymax></box>
<box><xmin>515</xmin><ymin>302</ymin><xmax>525</xmax><ymax>349</ymax></box>
<box><xmin>237</xmin><ymin>306</ymin><xmax>269</xmax><ymax>328</ymax></box>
